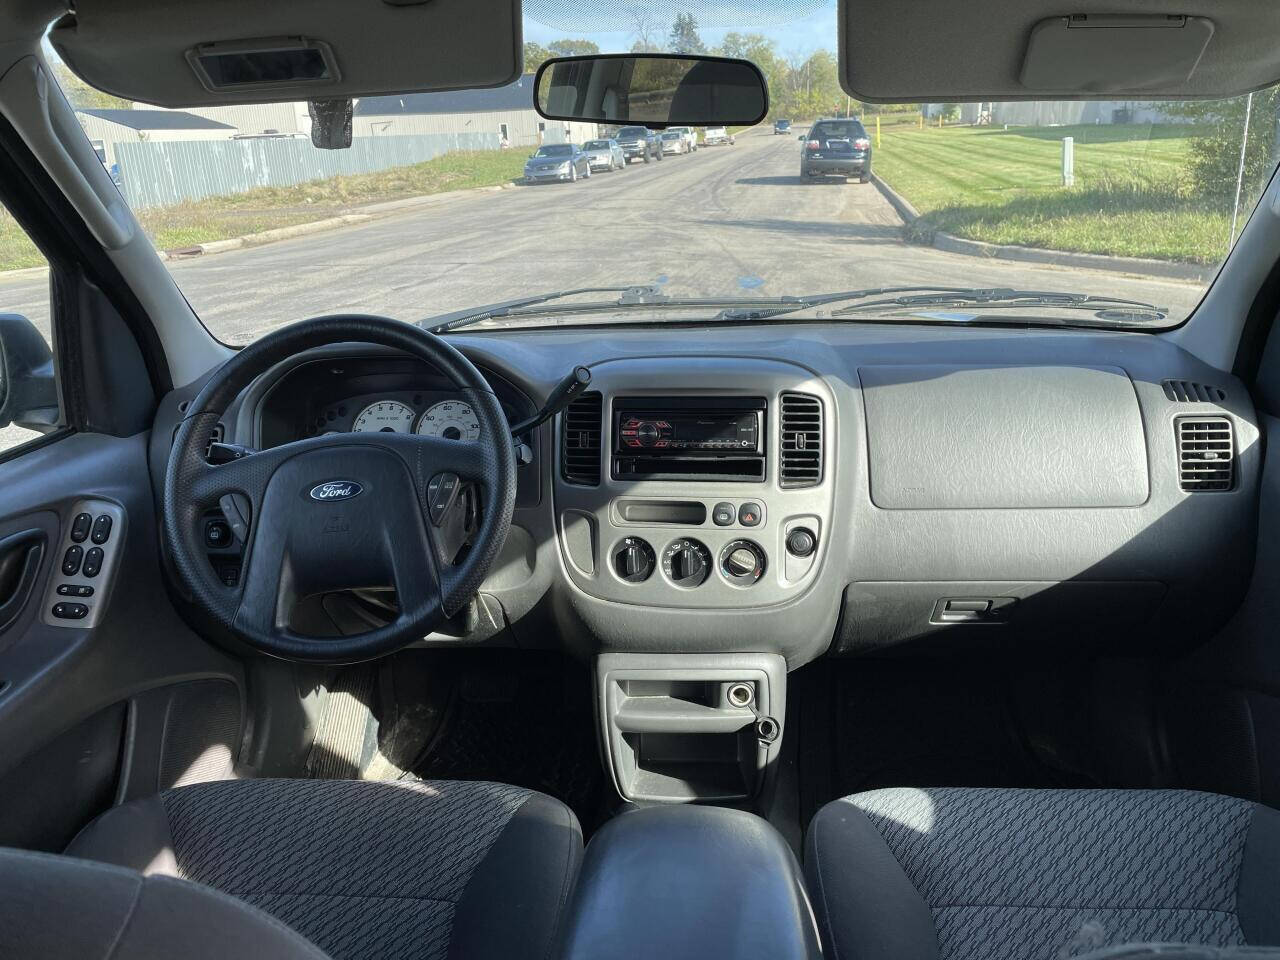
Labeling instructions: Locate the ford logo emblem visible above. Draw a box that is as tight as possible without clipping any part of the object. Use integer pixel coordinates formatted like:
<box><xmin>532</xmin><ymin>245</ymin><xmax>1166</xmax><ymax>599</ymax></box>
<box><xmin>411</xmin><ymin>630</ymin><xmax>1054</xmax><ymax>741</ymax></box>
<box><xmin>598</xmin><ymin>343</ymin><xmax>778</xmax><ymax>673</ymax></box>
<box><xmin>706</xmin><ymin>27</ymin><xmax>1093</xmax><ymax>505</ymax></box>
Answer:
<box><xmin>309</xmin><ymin>481</ymin><xmax>363</xmax><ymax>502</ymax></box>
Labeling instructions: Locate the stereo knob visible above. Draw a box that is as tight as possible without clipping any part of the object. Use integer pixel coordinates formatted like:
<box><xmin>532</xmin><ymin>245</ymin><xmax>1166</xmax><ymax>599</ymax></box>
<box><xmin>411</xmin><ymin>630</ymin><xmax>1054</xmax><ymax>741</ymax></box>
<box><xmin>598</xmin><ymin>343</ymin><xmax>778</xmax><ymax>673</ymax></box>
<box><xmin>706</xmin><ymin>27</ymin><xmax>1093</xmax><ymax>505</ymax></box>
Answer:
<box><xmin>720</xmin><ymin>540</ymin><xmax>766</xmax><ymax>585</ymax></box>
<box><xmin>663</xmin><ymin>538</ymin><xmax>711</xmax><ymax>587</ymax></box>
<box><xmin>613</xmin><ymin>537</ymin><xmax>656</xmax><ymax>583</ymax></box>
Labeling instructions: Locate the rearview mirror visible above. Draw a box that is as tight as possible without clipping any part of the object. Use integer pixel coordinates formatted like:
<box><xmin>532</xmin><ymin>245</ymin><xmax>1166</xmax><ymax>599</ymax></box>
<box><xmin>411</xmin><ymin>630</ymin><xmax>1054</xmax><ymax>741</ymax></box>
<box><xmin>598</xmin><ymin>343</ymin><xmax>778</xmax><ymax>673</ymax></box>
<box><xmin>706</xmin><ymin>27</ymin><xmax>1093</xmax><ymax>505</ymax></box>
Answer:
<box><xmin>0</xmin><ymin>315</ymin><xmax>58</xmax><ymax>433</ymax></box>
<box><xmin>534</xmin><ymin>54</ymin><xmax>767</xmax><ymax>127</ymax></box>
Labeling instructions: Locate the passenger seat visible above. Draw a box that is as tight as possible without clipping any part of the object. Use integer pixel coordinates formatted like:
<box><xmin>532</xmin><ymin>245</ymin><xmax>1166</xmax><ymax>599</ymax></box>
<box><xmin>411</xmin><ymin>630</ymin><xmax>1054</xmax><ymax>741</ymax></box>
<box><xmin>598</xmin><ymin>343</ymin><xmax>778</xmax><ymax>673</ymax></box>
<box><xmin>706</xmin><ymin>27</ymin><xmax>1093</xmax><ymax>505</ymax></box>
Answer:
<box><xmin>804</xmin><ymin>787</ymin><xmax>1280</xmax><ymax>960</ymax></box>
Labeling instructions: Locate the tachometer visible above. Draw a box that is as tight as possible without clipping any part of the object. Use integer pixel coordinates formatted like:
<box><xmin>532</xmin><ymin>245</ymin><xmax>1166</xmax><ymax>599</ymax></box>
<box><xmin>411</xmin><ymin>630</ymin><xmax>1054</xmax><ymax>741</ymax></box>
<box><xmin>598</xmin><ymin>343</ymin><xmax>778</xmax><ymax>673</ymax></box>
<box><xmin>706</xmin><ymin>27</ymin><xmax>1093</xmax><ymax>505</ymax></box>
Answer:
<box><xmin>352</xmin><ymin>400</ymin><xmax>416</xmax><ymax>433</ymax></box>
<box><xmin>416</xmin><ymin>400</ymin><xmax>481</xmax><ymax>441</ymax></box>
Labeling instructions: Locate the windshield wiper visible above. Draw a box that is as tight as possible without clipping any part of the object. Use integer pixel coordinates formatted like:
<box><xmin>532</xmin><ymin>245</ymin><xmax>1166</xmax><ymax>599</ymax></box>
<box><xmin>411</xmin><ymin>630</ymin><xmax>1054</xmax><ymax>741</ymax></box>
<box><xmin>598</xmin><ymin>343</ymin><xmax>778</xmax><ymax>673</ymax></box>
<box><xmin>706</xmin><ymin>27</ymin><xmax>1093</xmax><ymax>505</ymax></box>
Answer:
<box><xmin>427</xmin><ymin>285</ymin><xmax>1167</xmax><ymax>333</ymax></box>
<box><xmin>714</xmin><ymin>286</ymin><xmax>1166</xmax><ymax>322</ymax></box>
<box><xmin>427</xmin><ymin>286</ymin><xmax>659</xmax><ymax>333</ymax></box>
<box><xmin>425</xmin><ymin>285</ymin><xmax>805</xmax><ymax>333</ymax></box>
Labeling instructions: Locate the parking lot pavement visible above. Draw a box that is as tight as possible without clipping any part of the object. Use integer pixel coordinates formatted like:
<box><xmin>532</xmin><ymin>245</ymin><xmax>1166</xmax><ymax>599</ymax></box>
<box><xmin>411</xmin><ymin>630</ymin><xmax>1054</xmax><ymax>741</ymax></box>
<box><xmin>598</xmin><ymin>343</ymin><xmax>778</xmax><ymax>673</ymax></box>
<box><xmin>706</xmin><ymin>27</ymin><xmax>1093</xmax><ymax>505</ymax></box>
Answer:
<box><xmin>1</xmin><ymin>127</ymin><xmax>1207</xmax><ymax>347</ymax></box>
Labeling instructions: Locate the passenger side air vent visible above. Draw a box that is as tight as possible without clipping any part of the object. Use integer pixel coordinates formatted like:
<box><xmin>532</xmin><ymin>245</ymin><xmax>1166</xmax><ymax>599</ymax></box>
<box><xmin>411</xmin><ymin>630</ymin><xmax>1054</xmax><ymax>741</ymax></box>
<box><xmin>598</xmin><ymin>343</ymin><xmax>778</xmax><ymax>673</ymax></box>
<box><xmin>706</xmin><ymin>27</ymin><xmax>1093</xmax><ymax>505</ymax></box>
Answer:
<box><xmin>1163</xmin><ymin>379</ymin><xmax>1227</xmax><ymax>403</ymax></box>
<box><xmin>1177</xmin><ymin>417</ymin><xmax>1234</xmax><ymax>492</ymax></box>
<box><xmin>779</xmin><ymin>393</ymin><xmax>823</xmax><ymax>487</ymax></box>
<box><xmin>562</xmin><ymin>391</ymin><xmax>603</xmax><ymax>485</ymax></box>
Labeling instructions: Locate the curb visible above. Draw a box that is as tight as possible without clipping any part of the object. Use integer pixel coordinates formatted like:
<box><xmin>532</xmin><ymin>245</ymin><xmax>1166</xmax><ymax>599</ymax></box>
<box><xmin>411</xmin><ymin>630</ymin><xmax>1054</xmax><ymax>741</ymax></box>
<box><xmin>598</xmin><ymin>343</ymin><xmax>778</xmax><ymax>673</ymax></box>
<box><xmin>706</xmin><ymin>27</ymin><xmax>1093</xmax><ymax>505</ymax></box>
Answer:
<box><xmin>0</xmin><ymin>264</ymin><xmax>52</xmax><ymax>284</ymax></box>
<box><xmin>871</xmin><ymin>173</ymin><xmax>1211</xmax><ymax>284</ymax></box>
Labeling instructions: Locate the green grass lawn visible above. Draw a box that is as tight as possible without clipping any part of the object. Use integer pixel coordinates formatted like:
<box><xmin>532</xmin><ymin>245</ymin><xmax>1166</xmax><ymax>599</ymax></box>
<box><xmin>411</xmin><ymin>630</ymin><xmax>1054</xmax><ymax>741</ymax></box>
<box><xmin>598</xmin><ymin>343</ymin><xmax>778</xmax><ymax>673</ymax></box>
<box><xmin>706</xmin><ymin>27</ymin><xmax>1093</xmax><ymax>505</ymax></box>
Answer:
<box><xmin>0</xmin><ymin>150</ymin><xmax>528</xmax><ymax>272</ymax></box>
<box><xmin>873</xmin><ymin>124</ymin><xmax>1237</xmax><ymax>264</ymax></box>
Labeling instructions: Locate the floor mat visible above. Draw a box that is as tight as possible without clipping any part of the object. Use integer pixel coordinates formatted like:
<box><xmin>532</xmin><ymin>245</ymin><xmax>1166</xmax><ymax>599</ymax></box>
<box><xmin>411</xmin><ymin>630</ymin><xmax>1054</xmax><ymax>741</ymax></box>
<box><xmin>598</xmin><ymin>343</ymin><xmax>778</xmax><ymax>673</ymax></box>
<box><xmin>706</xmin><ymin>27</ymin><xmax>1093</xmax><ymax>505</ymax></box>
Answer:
<box><xmin>794</xmin><ymin>657</ymin><xmax>1093</xmax><ymax>828</ymax></box>
<box><xmin>407</xmin><ymin>651</ymin><xmax>607</xmax><ymax>833</ymax></box>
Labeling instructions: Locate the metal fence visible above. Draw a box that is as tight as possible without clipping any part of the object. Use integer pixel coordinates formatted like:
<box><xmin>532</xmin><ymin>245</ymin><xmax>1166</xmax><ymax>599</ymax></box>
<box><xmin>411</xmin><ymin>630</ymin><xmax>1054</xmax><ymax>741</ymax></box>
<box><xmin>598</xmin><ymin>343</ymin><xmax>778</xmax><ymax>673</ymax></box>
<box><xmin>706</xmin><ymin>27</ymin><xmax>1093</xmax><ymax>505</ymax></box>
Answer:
<box><xmin>115</xmin><ymin>132</ymin><xmax>500</xmax><ymax>209</ymax></box>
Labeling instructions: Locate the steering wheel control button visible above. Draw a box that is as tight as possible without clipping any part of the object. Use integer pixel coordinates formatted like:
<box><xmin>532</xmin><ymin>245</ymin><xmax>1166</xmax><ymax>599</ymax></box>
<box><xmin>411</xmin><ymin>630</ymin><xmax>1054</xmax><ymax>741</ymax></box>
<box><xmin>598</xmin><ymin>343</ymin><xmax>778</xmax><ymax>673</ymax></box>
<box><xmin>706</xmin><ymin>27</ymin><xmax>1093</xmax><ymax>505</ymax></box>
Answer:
<box><xmin>56</xmin><ymin>584</ymin><xmax>94</xmax><ymax>598</ymax></box>
<box><xmin>82</xmin><ymin>547</ymin><xmax>104</xmax><ymax>578</ymax></box>
<box><xmin>427</xmin><ymin>472</ymin><xmax>461</xmax><ymax>524</ymax></box>
<box><xmin>204</xmin><ymin>519</ymin><xmax>232</xmax><ymax>549</ymax></box>
<box><xmin>785</xmin><ymin>527</ymin><xmax>818</xmax><ymax>558</ymax></box>
<box><xmin>90</xmin><ymin>514</ymin><xmax>113</xmax><ymax>544</ymax></box>
<box><xmin>218</xmin><ymin>494</ymin><xmax>252</xmax><ymax>543</ymax></box>
<box><xmin>61</xmin><ymin>545</ymin><xmax>83</xmax><ymax>576</ymax></box>
<box><xmin>712</xmin><ymin>502</ymin><xmax>736</xmax><ymax>526</ymax></box>
<box><xmin>720</xmin><ymin>540</ymin><xmax>766</xmax><ymax>585</ymax></box>
<box><xmin>613</xmin><ymin>537</ymin><xmax>656</xmax><ymax>583</ymax></box>
<box><xmin>51</xmin><ymin>602</ymin><xmax>89</xmax><ymax>620</ymax></box>
<box><xmin>662</xmin><ymin>538</ymin><xmax>712</xmax><ymax>587</ymax></box>
<box><xmin>70</xmin><ymin>513</ymin><xmax>92</xmax><ymax>542</ymax></box>
<box><xmin>737</xmin><ymin>502</ymin><xmax>763</xmax><ymax>527</ymax></box>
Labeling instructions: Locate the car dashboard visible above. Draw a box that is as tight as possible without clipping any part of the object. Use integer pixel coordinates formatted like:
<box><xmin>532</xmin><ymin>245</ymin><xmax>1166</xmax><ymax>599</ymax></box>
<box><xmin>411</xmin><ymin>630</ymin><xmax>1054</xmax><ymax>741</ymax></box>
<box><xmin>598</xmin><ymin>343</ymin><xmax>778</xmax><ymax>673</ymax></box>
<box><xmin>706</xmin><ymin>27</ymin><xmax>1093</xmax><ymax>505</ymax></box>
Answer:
<box><xmin>150</xmin><ymin>320</ymin><xmax>1261</xmax><ymax>671</ymax></box>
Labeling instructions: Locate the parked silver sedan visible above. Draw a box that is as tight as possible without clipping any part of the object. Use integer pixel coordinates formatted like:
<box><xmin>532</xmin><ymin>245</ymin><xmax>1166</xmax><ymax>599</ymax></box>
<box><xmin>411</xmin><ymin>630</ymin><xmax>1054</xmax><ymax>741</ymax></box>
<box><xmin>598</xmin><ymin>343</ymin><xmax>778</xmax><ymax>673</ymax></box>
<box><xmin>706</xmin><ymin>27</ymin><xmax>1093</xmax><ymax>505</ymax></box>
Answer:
<box><xmin>523</xmin><ymin>143</ymin><xmax>592</xmax><ymax>183</ymax></box>
<box><xmin>583</xmin><ymin>138</ymin><xmax>626</xmax><ymax>172</ymax></box>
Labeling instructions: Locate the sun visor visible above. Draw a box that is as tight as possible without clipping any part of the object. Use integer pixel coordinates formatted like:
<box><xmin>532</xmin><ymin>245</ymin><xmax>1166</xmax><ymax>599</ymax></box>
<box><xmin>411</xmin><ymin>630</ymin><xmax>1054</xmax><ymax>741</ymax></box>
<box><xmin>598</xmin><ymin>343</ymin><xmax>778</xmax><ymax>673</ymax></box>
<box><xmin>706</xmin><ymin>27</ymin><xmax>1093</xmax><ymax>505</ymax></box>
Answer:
<box><xmin>48</xmin><ymin>0</ymin><xmax>522</xmax><ymax>107</ymax></box>
<box><xmin>839</xmin><ymin>0</ymin><xmax>1280</xmax><ymax>102</ymax></box>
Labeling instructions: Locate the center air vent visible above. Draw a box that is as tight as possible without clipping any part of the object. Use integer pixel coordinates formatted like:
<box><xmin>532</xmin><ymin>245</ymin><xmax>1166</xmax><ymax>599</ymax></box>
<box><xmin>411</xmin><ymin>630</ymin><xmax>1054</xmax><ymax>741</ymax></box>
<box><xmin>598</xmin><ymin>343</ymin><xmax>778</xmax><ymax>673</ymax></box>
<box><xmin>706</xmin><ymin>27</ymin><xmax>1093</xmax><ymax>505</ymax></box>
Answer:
<box><xmin>779</xmin><ymin>393</ymin><xmax>823</xmax><ymax>487</ymax></box>
<box><xmin>1163</xmin><ymin>379</ymin><xmax>1227</xmax><ymax>403</ymax></box>
<box><xmin>1177</xmin><ymin>417</ymin><xmax>1234</xmax><ymax>492</ymax></box>
<box><xmin>561</xmin><ymin>391</ymin><xmax>603</xmax><ymax>486</ymax></box>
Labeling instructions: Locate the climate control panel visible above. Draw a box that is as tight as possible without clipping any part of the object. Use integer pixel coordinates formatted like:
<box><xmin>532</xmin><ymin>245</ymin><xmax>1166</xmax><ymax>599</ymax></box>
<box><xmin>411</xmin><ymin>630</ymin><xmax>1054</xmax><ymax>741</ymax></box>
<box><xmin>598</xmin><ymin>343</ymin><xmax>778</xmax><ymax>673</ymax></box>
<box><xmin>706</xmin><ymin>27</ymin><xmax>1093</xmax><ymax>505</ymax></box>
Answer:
<box><xmin>604</xmin><ymin>533</ymin><xmax>784</xmax><ymax>592</ymax></box>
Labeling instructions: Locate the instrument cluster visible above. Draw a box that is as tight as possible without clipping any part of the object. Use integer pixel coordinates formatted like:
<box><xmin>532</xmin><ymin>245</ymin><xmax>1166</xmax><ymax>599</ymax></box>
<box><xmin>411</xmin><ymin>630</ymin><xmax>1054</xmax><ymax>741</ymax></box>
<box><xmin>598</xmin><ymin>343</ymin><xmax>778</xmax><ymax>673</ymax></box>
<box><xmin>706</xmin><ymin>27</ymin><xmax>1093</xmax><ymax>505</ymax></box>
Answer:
<box><xmin>306</xmin><ymin>392</ymin><xmax>481</xmax><ymax>441</ymax></box>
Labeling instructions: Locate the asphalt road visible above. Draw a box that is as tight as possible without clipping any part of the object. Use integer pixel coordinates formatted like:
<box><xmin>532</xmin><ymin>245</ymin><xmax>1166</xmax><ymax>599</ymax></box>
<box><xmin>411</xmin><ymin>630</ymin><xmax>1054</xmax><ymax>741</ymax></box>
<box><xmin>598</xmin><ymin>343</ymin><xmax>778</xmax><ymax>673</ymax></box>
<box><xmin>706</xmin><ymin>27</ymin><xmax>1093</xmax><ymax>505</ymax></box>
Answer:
<box><xmin>2</xmin><ymin>126</ymin><xmax>1208</xmax><ymax>349</ymax></box>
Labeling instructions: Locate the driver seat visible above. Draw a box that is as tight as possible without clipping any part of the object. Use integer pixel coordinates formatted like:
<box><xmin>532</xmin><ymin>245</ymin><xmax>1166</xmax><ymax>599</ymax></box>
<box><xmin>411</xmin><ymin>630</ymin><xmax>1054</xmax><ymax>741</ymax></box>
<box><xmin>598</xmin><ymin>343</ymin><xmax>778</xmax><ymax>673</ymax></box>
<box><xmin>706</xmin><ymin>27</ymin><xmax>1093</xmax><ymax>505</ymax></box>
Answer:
<box><xmin>64</xmin><ymin>777</ymin><xmax>583</xmax><ymax>960</ymax></box>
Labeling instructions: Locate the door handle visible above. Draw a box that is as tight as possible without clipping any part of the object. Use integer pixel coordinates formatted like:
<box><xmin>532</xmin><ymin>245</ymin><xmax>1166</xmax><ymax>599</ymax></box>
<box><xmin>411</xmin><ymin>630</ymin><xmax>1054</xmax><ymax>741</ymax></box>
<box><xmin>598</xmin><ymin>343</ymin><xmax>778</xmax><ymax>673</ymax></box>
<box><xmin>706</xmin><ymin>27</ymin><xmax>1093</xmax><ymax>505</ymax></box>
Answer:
<box><xmin>0</xmin><ymin>528</ymin><xmax>46</xmax><ymax>634</ymax></box>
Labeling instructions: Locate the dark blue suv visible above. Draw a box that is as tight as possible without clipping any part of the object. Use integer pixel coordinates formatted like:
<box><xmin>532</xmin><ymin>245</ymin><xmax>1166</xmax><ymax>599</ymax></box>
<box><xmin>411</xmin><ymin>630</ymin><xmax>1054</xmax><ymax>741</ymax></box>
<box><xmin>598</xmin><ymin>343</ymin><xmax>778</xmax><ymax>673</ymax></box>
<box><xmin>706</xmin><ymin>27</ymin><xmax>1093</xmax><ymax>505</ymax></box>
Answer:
<box><xmin>800</xmin><ymin>118</ymin><xmax>872</xmax><ymax>183</ymax></box>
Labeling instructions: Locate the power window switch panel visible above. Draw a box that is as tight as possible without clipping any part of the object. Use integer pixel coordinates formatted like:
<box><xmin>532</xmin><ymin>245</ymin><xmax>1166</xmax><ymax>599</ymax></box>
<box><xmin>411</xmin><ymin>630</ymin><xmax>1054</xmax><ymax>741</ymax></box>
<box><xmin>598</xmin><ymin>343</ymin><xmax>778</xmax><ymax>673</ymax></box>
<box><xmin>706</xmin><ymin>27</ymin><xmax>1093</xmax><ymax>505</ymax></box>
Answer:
<box><xmin>51</xmin><ymin>602</ymin><xmax>88</xmax><ymax>620</ymax></box>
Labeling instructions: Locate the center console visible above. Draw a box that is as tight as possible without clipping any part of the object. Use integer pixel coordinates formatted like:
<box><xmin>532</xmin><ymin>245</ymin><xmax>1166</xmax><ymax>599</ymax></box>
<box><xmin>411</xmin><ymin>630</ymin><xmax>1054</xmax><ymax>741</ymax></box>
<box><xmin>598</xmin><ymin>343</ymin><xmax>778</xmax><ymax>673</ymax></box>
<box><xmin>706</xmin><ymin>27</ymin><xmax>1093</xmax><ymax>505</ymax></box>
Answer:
<box><xmin>560</xmin><ymin>804</ymin><xmax>822</xmax><ymax>960</ymax></box>
<box><xmin>555</xmin><ymin>357</ymin><xmax>837</xmax><ymax>803</ymax></box>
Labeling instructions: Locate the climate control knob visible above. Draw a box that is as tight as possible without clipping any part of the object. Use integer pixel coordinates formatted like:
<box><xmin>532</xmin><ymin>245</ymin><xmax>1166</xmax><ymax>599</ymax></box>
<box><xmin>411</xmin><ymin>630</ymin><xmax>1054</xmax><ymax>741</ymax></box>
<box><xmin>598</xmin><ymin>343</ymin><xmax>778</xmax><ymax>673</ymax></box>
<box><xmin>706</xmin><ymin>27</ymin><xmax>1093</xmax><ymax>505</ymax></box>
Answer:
<box><xmin>662</xmin><ymin>538</ymin><xmax>712</xmax><ymax>587</ymax></box>
<box><xmin>613</xmin><ymin>537</ymin><xmax>656</xmax><ymax>583</ymax></box>
<box><xmin>720</xmin><ymin>540</ymin><xmax>766</xmax><ymax>585</ymax></box>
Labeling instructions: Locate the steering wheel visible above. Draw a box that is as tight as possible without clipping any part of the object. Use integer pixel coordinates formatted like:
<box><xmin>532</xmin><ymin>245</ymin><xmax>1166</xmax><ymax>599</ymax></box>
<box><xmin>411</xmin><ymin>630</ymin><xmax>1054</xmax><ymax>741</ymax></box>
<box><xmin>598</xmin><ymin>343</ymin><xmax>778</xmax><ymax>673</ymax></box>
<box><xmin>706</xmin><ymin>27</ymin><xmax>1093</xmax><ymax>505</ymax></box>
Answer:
<box><xmin>162</xmin><ymin>315</ymin><xmax>515</xmax><ymax>663</ymax></box>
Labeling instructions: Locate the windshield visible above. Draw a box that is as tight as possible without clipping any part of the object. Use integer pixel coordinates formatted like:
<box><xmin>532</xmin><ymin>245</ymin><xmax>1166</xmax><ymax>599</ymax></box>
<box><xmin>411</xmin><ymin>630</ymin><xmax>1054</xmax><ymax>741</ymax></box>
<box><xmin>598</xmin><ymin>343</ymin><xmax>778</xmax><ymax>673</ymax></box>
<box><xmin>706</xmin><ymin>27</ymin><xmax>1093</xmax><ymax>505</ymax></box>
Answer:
<box><xmin>584</xmin><ymin>140</ymin><xmax>611</xmax><ymax>149</ymax></box>
<box><xmin>29</xmin><ymin>3</ymin><xmax>1280</xmax><ymax>342</ymax></box>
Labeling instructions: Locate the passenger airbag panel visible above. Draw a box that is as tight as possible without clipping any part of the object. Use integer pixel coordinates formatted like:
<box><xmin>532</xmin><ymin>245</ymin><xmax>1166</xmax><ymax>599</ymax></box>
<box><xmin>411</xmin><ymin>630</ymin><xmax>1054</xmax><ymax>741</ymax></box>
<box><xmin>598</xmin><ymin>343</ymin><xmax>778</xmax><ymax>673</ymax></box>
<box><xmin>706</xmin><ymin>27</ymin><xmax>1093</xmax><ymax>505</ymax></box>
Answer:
<box><xmin>860</xmin><ymin>364</ymin><xmax>1149</xmax><ymax>508</ymax></box>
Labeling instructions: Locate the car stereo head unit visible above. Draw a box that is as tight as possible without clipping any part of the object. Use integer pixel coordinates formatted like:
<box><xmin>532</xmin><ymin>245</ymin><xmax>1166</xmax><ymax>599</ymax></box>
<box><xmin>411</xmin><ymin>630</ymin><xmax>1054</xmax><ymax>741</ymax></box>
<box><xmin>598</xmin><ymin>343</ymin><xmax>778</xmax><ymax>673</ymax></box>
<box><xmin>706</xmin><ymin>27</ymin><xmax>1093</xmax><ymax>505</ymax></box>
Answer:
<box><xmin>613</xmin><ymin>397</ymin><xmax>767</xmax><ymax>482</ymax></box>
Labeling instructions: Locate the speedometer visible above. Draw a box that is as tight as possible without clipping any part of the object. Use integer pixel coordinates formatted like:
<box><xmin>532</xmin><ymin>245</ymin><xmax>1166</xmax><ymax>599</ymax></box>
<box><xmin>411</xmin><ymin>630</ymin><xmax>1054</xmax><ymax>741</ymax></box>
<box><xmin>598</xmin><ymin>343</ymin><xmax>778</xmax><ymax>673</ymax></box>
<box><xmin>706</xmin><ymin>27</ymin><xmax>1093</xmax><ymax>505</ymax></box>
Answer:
<box><xmin>352</xmin><ymin>400</ymin><xmax>416</xmax><ymax>433</ymax></box>
<box><xmin>416</xmin><ymin>400</ymin><xmax>481</xmax><ymax>441</ymax></box>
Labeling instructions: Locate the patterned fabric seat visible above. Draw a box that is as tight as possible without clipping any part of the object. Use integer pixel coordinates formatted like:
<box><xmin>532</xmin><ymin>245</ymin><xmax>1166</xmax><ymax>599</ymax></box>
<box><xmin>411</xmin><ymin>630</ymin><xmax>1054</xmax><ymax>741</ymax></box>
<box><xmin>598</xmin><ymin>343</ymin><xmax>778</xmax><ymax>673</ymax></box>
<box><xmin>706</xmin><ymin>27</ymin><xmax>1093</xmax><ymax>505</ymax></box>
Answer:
<box><xmin>66</xmin><ymin>778</ymin><xmax>583</xmax><ymax>960</ymax></box>
<box><xmin>804</xmin><ymin>788</ymin><xmax>1280</xmax><ymax>960</ymax></box>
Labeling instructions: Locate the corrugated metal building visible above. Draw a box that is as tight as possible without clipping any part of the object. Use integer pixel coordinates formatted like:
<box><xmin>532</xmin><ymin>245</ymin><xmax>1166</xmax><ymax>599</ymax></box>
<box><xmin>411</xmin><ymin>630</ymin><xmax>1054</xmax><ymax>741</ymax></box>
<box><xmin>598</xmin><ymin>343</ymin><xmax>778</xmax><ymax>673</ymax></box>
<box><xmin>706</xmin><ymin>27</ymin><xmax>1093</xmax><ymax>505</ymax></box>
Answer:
<box><xmin>353</xmin><ymin>76</ymin><xmax>598</xmax><ymax>146</ymax></box>
<box><xmin>153</xmin><ymin>102</ymin><xmax>312</xmax><ymax>137</ymax></box>
<box><xmin>77</xmin><ymin>109</ymin><xmax>236</xmax><ymax>164</ymax></box>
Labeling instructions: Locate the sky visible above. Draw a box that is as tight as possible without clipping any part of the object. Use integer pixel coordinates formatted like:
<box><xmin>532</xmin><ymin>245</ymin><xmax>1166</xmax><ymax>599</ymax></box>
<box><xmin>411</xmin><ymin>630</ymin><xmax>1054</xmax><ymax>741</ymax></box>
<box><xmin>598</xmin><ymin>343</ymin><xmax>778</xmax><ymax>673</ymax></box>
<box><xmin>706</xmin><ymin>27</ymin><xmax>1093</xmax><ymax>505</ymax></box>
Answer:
<box><xmin>522</xmin><ymin>0</ymin><xmax>838</xmax><ymax>58</ymax></box>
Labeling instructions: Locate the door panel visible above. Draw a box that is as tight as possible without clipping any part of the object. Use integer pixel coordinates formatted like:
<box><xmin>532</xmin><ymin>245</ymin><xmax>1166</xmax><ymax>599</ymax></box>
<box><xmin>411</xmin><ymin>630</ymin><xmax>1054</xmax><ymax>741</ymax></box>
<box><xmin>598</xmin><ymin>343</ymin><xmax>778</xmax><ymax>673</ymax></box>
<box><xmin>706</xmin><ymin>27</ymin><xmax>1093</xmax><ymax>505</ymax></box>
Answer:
<box><xmin>0</xmin><ymin>430</ymin><xmax>242</xmax><ymax>849</ymax></box>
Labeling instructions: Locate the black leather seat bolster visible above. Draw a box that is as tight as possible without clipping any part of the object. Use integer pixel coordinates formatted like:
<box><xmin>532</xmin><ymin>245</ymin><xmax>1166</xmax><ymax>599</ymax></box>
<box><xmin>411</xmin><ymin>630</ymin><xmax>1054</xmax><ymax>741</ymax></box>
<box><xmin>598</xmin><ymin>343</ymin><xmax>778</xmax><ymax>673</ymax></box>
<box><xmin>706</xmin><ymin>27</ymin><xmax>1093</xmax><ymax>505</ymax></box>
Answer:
<box><xmin>559</xmin><ymin>804</ymin><xmax>822</xmax><ymax>960</ymax></box>
<box><xmin>0</xmin><ymin>848</ymin><xmax>330</xmax><ymax>960</ymax></box>
<box><xmin>804</xmin><ymin>797</ymin><xmax>941</xmax><ymax>960</ymax></box>
<box><xmin>1237</xmin><ymin>801</ymin><xmax>1280</xmax><ymax>945</ymax></box>
<box><xmin>447</xmin><ymin>790</ymin><xmax>584</xmax><ymax>960</ymax></box>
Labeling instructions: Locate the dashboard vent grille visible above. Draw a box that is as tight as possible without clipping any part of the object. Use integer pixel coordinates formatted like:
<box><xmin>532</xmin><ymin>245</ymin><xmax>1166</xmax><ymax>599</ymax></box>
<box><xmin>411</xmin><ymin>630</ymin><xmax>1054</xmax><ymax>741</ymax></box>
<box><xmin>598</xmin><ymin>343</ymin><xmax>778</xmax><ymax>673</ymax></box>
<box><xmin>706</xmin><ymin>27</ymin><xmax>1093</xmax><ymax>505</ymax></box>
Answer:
<box><xmin>562</xmin><ymin>391</ymin><xmax>603</xmax><ymax>485</ymax></box>
<box><xmin>1177</xmin><ymin>417</ymin><xmax>1234</xmax><ymax>492</ymax></box>
<box><xmin>1163</xmin><ymin>379</ymin><xmax>1227</xmax><ymax>403</ymax></box>
<box><xmin>780</xmin><ymin>393</ymin><xmax>823</xmax><ymax>487</ymax></box>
